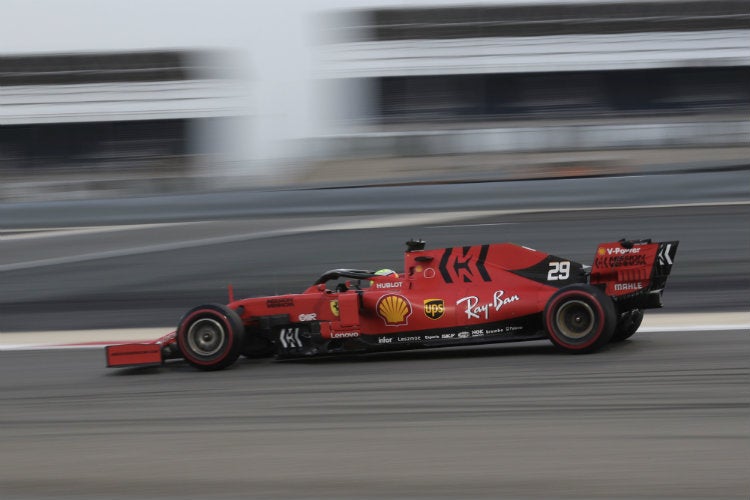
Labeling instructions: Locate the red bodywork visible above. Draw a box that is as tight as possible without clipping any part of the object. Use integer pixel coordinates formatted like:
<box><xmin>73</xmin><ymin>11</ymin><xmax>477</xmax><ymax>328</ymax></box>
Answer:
<box><xmin>106</xmin><ymin>331</ymin><xmax>175</xmax><ymax>367</ymax></box>
<box><xmin>106</xmin><ymin>239</ymin><xmax>678</xmax><ymax>368</ymax></box>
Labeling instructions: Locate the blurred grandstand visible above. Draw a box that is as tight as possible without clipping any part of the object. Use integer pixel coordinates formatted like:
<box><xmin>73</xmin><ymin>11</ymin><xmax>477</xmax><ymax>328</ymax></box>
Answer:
<box><xmin>1</xmin><ymin>0</ymin><xmax>748</xmax><ymax>200</ymax></box>
<box><xmin>0</xmin><ymin>49</ymin><xmax>247</xmax><ymax>199</ymax></box>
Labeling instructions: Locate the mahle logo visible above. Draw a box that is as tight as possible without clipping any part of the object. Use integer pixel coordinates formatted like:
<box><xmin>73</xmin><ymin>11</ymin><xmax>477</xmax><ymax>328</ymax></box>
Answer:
<box><xmin>424</xmin><ymin>299</ymin><xmax>445</xmax><ymax>320</ymax></box>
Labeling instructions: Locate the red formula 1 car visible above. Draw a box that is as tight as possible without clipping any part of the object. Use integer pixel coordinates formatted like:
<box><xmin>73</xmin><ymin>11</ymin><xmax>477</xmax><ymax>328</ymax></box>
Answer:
<box><xmin>106</xmin><ymin>238</ymin><xmax>678</xmax><ymax>370</ymax></box>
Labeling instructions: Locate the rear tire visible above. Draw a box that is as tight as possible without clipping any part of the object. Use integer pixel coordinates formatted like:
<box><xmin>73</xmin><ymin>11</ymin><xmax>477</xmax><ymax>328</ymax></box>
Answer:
<box><xmin>176</xmin><ymin>304</ymin><xmax>244</xmax><ymax>371</ymax></box>
<box><xmin>611</xmin><ymin>309</ymin><xmax>644</xmax><ymax>342</ymax></box>
<box><xmin>544</xmin><ymin>284</ymin><xmax>616</xmax><ymax>353</ymax></box>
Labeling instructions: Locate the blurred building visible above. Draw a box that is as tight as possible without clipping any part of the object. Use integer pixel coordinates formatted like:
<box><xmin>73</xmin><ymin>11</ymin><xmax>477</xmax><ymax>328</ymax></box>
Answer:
<box><xmin>1</xmin><ymin>51</ymin><xmax>244</xmax><ymax>185</ymax></box>
<box><xmin>1</xmin><ymin>0</ymin><xmax>748</xmax><ymax>198</ymax></box>
<box><xmin>316</xmin><ymin>0</ymin><xmax>750</xmax><ymax>158</ymax></box>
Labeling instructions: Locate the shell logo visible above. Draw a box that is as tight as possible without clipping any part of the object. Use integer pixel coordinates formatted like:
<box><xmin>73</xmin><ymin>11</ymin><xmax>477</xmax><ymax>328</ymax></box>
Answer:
<box><xmin>597</xmin><ymin>247</ymin><xmax>606</xmax><ymax>256</ymax></box>
<box><xmin>376</xmin><ymin>294</ymin><xmax>412</xmax><ymax>326</ymax></box>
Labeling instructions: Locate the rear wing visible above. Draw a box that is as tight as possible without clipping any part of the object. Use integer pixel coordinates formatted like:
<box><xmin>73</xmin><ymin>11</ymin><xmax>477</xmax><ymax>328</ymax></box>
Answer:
<box><xmin>590</xmin><ymin>239</ymin><xmax>679</xmax><ymax>309</ymax></box>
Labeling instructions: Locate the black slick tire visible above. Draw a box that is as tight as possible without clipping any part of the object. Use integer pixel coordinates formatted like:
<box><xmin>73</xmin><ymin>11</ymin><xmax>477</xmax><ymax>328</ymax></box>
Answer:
<box><xmin>176</xmin><ymin>304</ymin><xmax>244</xmax><ymax>371</ymax></box>
<box><xmin>544</xmin><ymin>284</ymin><xmax>616</xmax><ymax>354</ymax></box>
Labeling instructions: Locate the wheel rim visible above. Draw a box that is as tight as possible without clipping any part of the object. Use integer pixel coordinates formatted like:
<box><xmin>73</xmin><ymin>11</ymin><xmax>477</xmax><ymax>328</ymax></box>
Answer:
<box><xmin>555</xmin><ymin>300</ymin><xmax>595</xmax><ymax>340</ymax></box>
<box><xmin>186</xmin><ymin>318</ymin><xmax>226</xmax><ymax>356</ymax></box>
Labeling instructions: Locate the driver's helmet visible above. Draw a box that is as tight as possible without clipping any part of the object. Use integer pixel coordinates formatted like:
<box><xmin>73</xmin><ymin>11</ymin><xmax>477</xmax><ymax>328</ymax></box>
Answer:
<box><xmin>370</xmin><ymin>268</ymin><xmax>398</xmax><ymax>286</ymax></box>
<box><xmin>375</xmin><ymin>268</ymin><xmax>398</xmax><ymax>277</ymax></box>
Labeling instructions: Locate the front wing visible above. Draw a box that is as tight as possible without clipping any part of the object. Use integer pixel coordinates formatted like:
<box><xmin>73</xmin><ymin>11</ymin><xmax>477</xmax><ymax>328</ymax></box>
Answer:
<box><xmin>105</xmin><ymin>331</ymin><xmax>176</xmax><ymax>367</ymax></box>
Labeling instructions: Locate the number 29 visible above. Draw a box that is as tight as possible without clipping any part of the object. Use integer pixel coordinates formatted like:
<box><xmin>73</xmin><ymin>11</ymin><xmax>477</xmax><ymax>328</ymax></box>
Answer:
<box><xmin>547</xmin><ymin>261</ymin><xmax>570</xmax><ymax>281</ymax></box>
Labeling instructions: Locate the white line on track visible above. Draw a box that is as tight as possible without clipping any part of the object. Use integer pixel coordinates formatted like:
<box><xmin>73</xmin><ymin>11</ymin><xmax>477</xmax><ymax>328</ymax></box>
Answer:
<box><xmin>427</xmin><ymin>222</ymin><xmax>515</xmax><ymax>229</ymax></box>
<box><xmin>0</xmin><ymin>211</ymin><xmax>499</xmax><ymax>272</ymax></box>
<box><xmin>0</xmin><ymin>222</ymin><xmax>204</xmax><ymax>241</ymax></box>
<box><xmin>640</xmin><ymin>325</ymin><xmax>749</xmax><ymax>332</ymax></box>
<box><xmin>1</xmin><ymin>200</ymin><xmax>747</xmax><ymax>273</ymax></box>
<box><xmin>1</xmin><ymin>313</ymin><xmax>747</xmax><ymax>351</ymax></box>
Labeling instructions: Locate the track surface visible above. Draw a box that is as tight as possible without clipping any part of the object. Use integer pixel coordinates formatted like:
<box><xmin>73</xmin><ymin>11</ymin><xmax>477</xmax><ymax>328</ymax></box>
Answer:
<box><xmin>1</xmin><ymin>204</ymin><xmax>747</xmax><ymax>331</ymax></box>
<box><xmin>2</xmin><ymin>170</ymin><xmax>748</xmax><ymax>227</ymax></box>
<box><xmin>1</xmin><ymin>173</ymin><xmax>748</xmax><ymax>499</ymax></box>
<box><xmin>1</xmin><ymin>330</ymin><xmax>747</xmax><ymax>499</ymax></box>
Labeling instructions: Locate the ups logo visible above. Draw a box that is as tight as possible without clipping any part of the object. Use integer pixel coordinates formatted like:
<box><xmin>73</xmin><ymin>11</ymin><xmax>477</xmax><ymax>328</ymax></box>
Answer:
<box><xmin>424</xmin><ymin>299</ymin><xmax>445</xmax><ymax>320</ymax></box>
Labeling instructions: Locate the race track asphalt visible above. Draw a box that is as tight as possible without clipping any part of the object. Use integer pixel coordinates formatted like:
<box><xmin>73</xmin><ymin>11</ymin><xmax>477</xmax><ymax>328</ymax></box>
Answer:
<box><xmin>1</xmin><ymin>172</ymin><xmax>748</xmax><ymax>499</ymax></box>
<box><xmin>1</xmin><ymin>203</ymin><xmax>747</xmax><ymax>331</ymax></box>
<box><xmin>0</xmin><ymin>329</ymin><xmax>747</xmax><ymax>499</ymax></box>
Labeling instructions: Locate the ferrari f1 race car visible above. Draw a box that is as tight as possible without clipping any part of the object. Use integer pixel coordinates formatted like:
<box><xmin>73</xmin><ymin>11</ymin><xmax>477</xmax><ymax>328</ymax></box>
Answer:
<box><xmin>106</xmin><ymin>238</ymin><xmax>678</xmax><ymax>370</ymax></box>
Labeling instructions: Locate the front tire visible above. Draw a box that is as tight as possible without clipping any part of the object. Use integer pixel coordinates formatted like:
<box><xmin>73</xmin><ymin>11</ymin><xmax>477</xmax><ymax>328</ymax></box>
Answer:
<box><xmin>544</xmin><ymin>284</ymin><xmax>616</xmax><ymax>353</ymax></box>
<box><xmin>176</xmin><ymin>304</ymin><xmax>244</xmax><ymax>371</ymax></box>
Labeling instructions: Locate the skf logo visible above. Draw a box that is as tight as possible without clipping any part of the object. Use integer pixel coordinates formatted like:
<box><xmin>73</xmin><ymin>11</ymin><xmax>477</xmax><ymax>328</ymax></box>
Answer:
<box><xmin>329</xmin><ymin>300</ymin><xmax>340</xmax><ymax>317</ymax></box>
<box><xmin>376</xmin><ymin>294</ymin><xmax>412</xmax><ymax>326</ymax></box>
<box><xmin>424</xmin><ymin>299</ymin><xmax>445</xmax><ymax>320</ymax></box>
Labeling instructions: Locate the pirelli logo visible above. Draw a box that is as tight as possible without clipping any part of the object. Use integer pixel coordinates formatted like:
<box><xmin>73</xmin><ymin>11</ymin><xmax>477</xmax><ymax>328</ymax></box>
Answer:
<box><xmin>424</xmin><ymin>299</ymin><xmax>445</xmax><ymax>320</ymax></box>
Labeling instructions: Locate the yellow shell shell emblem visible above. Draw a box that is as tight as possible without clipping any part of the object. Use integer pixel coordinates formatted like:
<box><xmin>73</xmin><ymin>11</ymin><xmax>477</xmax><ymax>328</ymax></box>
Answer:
<box><xmin>376</xmin><ymin>294</ymin><xmax>412</xmax><ymax>326</ymax></box>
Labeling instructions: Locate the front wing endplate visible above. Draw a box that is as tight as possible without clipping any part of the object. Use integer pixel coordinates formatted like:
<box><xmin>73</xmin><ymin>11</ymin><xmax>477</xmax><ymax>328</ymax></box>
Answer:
<box><xmin>106</xmin><ymin>343</ymin><xmax>163</xmax><ymax>367</ymax></box>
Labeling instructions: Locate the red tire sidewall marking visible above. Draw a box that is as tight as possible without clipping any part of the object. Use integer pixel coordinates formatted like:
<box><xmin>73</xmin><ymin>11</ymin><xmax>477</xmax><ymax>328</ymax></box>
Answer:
<box><xmin>178</xmin><ymin>309</ymin><xmax>234</xmax><ymax>366</ymax></box>
<box><xmin>545</xmin><ymin>290</ymin><xmax>605</xmax><ymax>350</ymax></box>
